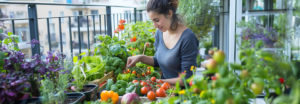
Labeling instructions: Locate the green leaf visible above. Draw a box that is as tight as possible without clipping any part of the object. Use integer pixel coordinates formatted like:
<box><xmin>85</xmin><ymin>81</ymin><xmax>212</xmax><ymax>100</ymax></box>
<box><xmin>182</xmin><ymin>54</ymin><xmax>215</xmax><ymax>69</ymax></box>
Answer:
<box><xmin>275</xmin><ymin>87</ymin><xmax>282</xmax><ymax>95</ymax></box>
<box><xmin>272</xmin><ymin>95</ymin><xmax>291</xmax><ymax>104</ymax></box>
<box><xmin>255</xmin><ymin>40</ymin><xmax>263</xmax><ymax>49</ymax></box>
<box><xmin>3</xmin><ymin>39</ymin><xmax>9</xmax><ymax>44</ymax></box>
<box><xmin>202</xmin><ymin>69</ymin><xmax>217</xmax><ymax>74</ymax></box>
<box><xmin>109</xmin><ymin>44</ymin><xmax>121</xmax><ymax>55</ymax></box>
<box><xmin>230</xmin><ymin>63</ymin><xmax>243</xmax><ymax>70</ymax></box>
<box><xmin>7</xmin><ymin>32</ymin><xmax>12</xmax><ymax>36</ymax></box>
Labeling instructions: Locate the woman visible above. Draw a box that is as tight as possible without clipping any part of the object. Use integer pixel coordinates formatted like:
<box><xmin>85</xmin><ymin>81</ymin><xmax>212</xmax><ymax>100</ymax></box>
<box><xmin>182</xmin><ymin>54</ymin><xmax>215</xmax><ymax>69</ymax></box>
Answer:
<box><xmin>126</xmin><ymin>0</ymin><xmax>199</xmax><ymax>87</ymax></box>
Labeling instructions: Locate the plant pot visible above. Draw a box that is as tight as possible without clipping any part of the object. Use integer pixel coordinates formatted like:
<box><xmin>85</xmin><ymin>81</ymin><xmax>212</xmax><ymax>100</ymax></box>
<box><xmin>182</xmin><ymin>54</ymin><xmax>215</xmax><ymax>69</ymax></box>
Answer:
<box><xmin>71</xmin><ymin>84</ymin><xmax>98</xmax><ymax>101</ymax></box>
<box><xmin>15</xmin><ymin>92</ymin><xmax>86</xmax><ymax>104</ymax></box>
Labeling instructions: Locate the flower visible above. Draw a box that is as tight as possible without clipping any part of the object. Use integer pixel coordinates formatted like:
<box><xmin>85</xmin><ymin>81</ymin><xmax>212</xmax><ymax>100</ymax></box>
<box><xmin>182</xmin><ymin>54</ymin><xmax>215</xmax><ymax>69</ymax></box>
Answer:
<box><xmin>118</xmin><ymin>24</ymin><xmax>125</xmax><ymax>30</ymax></box>
<box><xmin>183</xmin><ymin>100</ymin><xmax>187</xmax><ymax>103</ymax></box>
<box><xmin>279</xmin><ymin>77</ymin><xmax>284</xmax><ymax>84</ymax></box>
<box><xmin>190</xmin><ymin>66</ymin><xmax>195</xmax><ymax>71</ymax></box>
<box><xmin>27</xmin><ymin>39</ymin><xmax>40</xmax><ymax>48</ymax></box>
<box><xmin>211</xmin><ymin>76</ymin><xmax>217</xmax><ymax>81</ymax></box>
<box><xmin>119</xmin><ymin>19</ymin><xmax>126</xmax><ymax>24</ymax></box>
<box><xmin>179</xmin><ymin>90</ymin><xmax>185</xmax><ymax>95</ymax></box>
<box><xmin>211</xmin><ymin>99</ymin><xmax>215</xmax><ymax>104</ymax></box>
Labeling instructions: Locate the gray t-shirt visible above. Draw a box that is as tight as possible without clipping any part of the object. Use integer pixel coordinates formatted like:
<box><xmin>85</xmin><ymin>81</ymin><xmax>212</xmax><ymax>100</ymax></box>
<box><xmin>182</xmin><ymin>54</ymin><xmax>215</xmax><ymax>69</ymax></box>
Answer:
<box><xmin>153</xmin><ymin>28</ymin><xmax>199</xmax><ymax>79</ymax></box>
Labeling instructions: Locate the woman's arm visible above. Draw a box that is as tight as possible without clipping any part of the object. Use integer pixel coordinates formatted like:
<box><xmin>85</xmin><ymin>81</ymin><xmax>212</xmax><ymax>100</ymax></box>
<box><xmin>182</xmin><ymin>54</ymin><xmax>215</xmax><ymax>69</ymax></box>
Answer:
<box><xmin>126</xmin><ymin>55</ymin><xmax>155</xmax><ymax>67</ymax></box>
<box><xmin>159</xmin><ymin>77</ymin><xmax>185</xmax><ymax>86</ymax></box>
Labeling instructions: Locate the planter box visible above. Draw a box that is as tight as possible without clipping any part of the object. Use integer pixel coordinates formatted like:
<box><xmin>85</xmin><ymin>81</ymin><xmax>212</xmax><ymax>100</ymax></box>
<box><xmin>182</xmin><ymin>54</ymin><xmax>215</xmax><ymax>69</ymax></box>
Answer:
<box><xmin>80</xmin><ymin>84</ymin><xmax>99</xmax><ymax>101</ymax></box>
<box><xmin>98</xmin><ymin>96</ymin><xmax>165</xmax><ymax>104</ymax></box>
<box><xmin>15</xmin><ymin>93</ymin><xmax>86</xmax><ymax>104</ymax></box>
<box><xmin>95</xmin><ymin>71</ymin><xmax>116</xmax><ymax>92</ymax></box>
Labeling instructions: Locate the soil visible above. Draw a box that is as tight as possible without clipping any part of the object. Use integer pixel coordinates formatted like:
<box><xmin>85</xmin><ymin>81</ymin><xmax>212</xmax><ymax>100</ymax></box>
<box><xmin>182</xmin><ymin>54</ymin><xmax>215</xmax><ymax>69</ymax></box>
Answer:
<box><xmin>82</xmin><ymin>86</ymin><xmax>93</xmax><ymax>92</ymax></box>
<box><xmin>82</xmin><ymin>86</ymin><xmax>96</xmax><ymax>101</ymax></box>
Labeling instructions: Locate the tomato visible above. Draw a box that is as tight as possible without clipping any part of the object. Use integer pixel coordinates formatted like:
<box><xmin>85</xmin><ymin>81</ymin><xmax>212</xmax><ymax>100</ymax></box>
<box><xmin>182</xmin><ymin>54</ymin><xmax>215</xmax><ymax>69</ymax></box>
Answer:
<box><xmin>141</xmin><ymin>87</ymin><xmax>150</xmax><ymax>95</ymax></box>
<box><xmin>147</xmin><ymin>70</ymin><xmax>151</xmax><ymax>75</ymax></box>
<box><xmin>156</xmin><ymin>84</ymin><xmax>161</xmax><ymax>88</ymax></box>
<box><xmin>151</xmin><ymin>77</ymin><xmax>156</xmax><ymax>82</ymax></box>
<box><xmin>215</xmin><ymin>73</ymin><xmax>221</xmax><ymax>79</ymax></box>
<box><xmin>132</xmin><ymin>80</ymin><xmax>139</xmax><ymax>83</ymax></box>
<box><xmin>137</xmin><ymin>74</ymin><xmax>141</xmax><ymax>77</ymax></box>
<box><xmin>251</xmin><ymin>83</ymin><xmax>264</xmax><ymax>95</ymax></box>
<box><xmin>146</xmin><ymin>43</ymin><xmax>150</xmax><ymax>47</ymax></box>
<box><xmin>161</xmin><ymin>84</ymin><xmax>169</xmax><ymax>91</ymax></box>
<box><xmin>147</xmin><ymin>66</ymin><xmax>151</xmax><ymax>69</ymax></box>
<box><xmin>206</xmin><ymin>59</ymin><xmax>217</xmax><ymax>70</ymax></box>
<box><xmin>127</xmin><ymin>69</ymin><xmax>131</xmax><ymax>73</ymax></box>
<box><xmin>240</xmin><ymin>70</ymin><xmax>249</xmax><ymax>79</ymax></box>
<box><xmin>141</xmin><ymin>81</ymin><xmax>147</xmax><ymax>86</ymax></box>
<box><xmin>157</xmin><ymin>80</ymin><xmax>164</xmax><ymax>84</ymax></box>
<box><xmin>132</xmin><ymin>71</ymin><xmax>136</xmax><ymax>74</ymax></box>
<box><xmin>100</xmin><ymin>90</ymin><xmax>108</xmax><ymax>101</ymax></box>
<box><xmin>162</xmin><ymin>82</ymin><xmax>170</xmax><ymax>89</ymax></box>
<box><xmin>107</xmin><ymin>91</ymin><xmax>114</xmax><ymax>98</ymax></box>
<box><xmin>213</xmin><ymin>50</ymin><xmax>226</xmax><ymax>63</ymax></box>
<box><xmin>156</xmin><ymin>88</ymin><xmax>167</xmax><ymax>97</ymax></box>
<box><xmin>147</xmin><ymin>91</ymin><xmax>156</xmax><ymax>101</ymax></box>
<box><xmin>211</xmin><ymin>76</ymin><xmax>217</xmax><ymax>81</ymax></box>
<box><xmin>142</xmin><ymin>73</ymin><xmax>145</xmax><ymax>77</ymax></box>
<box><xmin>189</xmin><ymin>79</ymin><xmax>193</xmax><ymax>86</ymax></box>
<box><xmin>193</xmin><ymin>88</ymin><xmax>201</xmax><ymax>94</ymax></box>
<box><xmin>208</xmin><ymin>49</ymin><xmax>214</xmax><ymax>55</ymax></box>
<box><xmin>111</xmin><ymin>93</ymin><xmax>119</xmax><ymax>104</ymax></box>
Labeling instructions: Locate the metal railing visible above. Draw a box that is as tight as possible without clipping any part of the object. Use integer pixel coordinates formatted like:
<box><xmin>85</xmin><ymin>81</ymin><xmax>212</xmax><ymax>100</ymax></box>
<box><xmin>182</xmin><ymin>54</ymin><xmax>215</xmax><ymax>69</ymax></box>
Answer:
<box><xmin>0</xmin><ymin>2</ymin><xmax>148</xmax><ymax>59</ymax></box>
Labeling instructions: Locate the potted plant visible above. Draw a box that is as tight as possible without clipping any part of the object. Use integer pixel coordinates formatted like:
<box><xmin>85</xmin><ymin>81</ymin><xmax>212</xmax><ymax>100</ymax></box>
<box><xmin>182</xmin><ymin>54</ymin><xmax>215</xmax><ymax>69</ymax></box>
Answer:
<box><xmin>71</xmin><ymin>58</ymin><xmax>99</xmax><ymax>101</ymax></box>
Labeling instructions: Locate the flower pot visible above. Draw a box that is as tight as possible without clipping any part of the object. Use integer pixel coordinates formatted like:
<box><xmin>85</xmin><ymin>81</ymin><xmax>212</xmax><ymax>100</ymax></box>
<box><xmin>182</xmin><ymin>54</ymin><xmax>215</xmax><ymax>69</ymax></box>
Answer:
<box><xmin>15</xmin><ymin>92</ymin><xmax>86</xmax><ymax>104</ymax></box>
<box><xmin>69</xmin><ymin>84</ymin><xmax>98</xmax><ymax>101</ymax></box>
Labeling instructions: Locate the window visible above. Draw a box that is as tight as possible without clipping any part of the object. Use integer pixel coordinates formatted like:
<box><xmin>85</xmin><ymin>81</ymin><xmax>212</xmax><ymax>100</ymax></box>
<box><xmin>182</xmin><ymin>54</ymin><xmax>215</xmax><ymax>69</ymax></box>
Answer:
<box><xmin>60</xmin><ymin>12</ymin><xmax>64</xmax><ymax>23</ymax></box>
<box><xmin>15</xmin><ymin>27</ymin><xmax>29</xmax><ymax>43</ymax></box>
<box><xmin>9</xmin><ymin>11</ymin><xmax>14</xmax><ymax>18</ymax></box>
<box><xmin>48</xmin><ymin>11</ymin><xmax>52</xmax><ymax>23</ymax></box>
<box><xmin>15</xmin><ymin>12</ymin><xmax>24</xmax><ymax>18</ymax></box>
<box><xmin>91</xmin><ymin>10</ymin><xmax>99</xmax><ymax>19</ymax></box>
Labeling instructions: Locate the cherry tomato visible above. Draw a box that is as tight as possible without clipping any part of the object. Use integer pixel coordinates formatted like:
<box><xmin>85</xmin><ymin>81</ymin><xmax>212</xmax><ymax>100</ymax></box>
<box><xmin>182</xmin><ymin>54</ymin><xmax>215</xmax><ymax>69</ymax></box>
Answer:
<box><xmin>142</xmin><ymin>73</ymin><xmax>145</xmax><ymax>77</ymax></box>
<box><xmin>162</xmin><ymin>82</ymin><xmax>170</xmax><ymax>90</ymax></box>
<box><xmin>146</xmin><ymin>43</ymin><xmax>150</xmax><ymax>47</ymax></box>
<box><xmin>132</xmin><ymin>80</ymin><xmax>139</xmax><ymax>83</ymax></box>
<box><xmin>127</xmin><ymin>69</ymin><xmax>131</xmax><ymax>73</ymax></box>
<box><xmin>161</xmin><ymin>84</ymin><xmax>169</xmax><ymax>91</ymax></box>
<box><xmin>156</xmin><ymin>88</ymin><xmax>167</xmax><ymax>97</ymax></box>
<box><xmin>147</xmin><ymin>91</ymin><xmax>156</xmax><ymax>101</ymax></box>
<box><xmin>147</xmin><ymin>70</ymin><xmax>151</xmax><ymax>75</ymax></box>
<box><xmin>157</xmin><ymin>80</ymin><xmax>164</xmax><ymax>84</ymax></box>
<box><xmin>251</xmin><ymin>83</ymin><xmax>264</xmax><ymax>95</ymax></box>
<box><xmin>141</xmin><ymin>81</ymin><xmax>147</xmax><ymax>86</ymax></box>
<box><xmin>137</xmin><ymin>74</ymin><xmax>141</xmax><ymax>77</ymax></box>
<box><xmin>151</xmin><ymin>77</ymin><xmax>156</xmax><ymax>82</ymax></box>
<box><xmin>132</xmin><ymin>71</ymin><xmax>136</xmax><ymax>74</ymax></box>
<box><xmin>141</xmin><ymin>87</ymin><xmax>150</xmax><ymax>95</ymax></box>
<box><xmin>156</xmin><ymin>84</ymin><xmax>161</xmax><ymax>88</ymax></box>
<box><xmin>147</xmin><ymin>67</ymin><xmax>151</xmax><ymax>69</ymax></box>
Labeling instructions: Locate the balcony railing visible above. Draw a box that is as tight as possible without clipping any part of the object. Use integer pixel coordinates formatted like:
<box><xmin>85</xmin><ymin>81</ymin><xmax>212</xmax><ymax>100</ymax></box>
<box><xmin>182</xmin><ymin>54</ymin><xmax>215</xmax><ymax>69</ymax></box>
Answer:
<box><xmin>0</xmin><ymin>2</ymin><xmax>148</xmax><ymax>59</ymax></box>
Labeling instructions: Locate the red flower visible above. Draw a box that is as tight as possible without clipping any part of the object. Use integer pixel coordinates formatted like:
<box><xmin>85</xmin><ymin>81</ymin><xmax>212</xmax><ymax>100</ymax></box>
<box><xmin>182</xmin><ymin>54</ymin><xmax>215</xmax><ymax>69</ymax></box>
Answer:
<box><xmin>279</xmin><ymin>77</ymin><xmax>284</xmax><ymax>84</ymax></box>
<box><xmin>211</xmin><ymin>76</ymin><xmax>217</xmax><ymax>81</ymax></box>
<box><xmin>131</xmin><ymin>36</ymin><xmax>137</xmax><ymax>42</ymax></box>
<box><xmin>118</xmin><ymin>24</ymin><xmax>124</xmax><ymax>30</ymax></box>
<box><xmin>146</xmin><ymin>43</ymin><xmax>150</xmax><ymax>47</ymax></box>
<box><xmin>119</xmin><ymin>19</ymin><xmax>126</xmax><ymax>24</ymax></box>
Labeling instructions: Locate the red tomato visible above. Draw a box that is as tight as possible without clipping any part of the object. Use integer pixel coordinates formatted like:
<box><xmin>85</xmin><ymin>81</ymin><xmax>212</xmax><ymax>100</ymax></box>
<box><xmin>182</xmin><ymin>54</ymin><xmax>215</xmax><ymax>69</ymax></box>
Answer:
<box><xmin>157</xmin><ymin>80</ymin><xmax>164</xmax><ymax>84</ymax></box>
<box><xmin>141</xmin><ymin>81</ymin><xmax>147</xmax><ymax>86</ymax></box>
<box><xmin>156</xmin><ymin>88</ymin><xmax>167</xmax><ymax>97</ymax></box>
<box><xmin>147</xmin><ymin>67</ymin><xmax>151</xmax><ymax>69</ymax></box>
<box><xmin>132</xmin><ymin>80</ymin><xmax>138</xmax><ymax>83</ymax></box>
<box><xmin>127</xmin><ymin>69</ymin><xmax>131</xmax><ymax>73</ymax></box>
<box><xmin>161</xmin><ymin>84</ymin><xmax>169</xmax><ymax>91</ymax></box>
<box><xmin>162</xmin><ymin>82</ymin><xmax>170</xmax><ymax>89</ymax></box>
<box><xmin>151</xmin><ymin>77</ymin><xmax>156</xmax><ymax>82</ymax></box>
<box><xmin>137</xmin><ymin>74</ymin><xmax>141</xmax><ymax>77</ymax></box>
<box><xmin>156</xmin><ymin>84</ymin><xmax>161</xmax><ymax>88</ymax></box>
<box><xmin>147</xmin><ymin>91</ymin><xmax>156</xmax><ymax>100</ymax></box>
<box><xmin>142</xmin><ymin>73</ymin><xmax>145</xmax><ymax>77</ymax></box>
<box><xmin>147</xmin><ymin>70</ymin><xmax>151</xmax><ymax>75</ymax></box>
<box><xmin>141</xmin><ymin>87</ymin><xmax>150</xmax><ymax>95</ymax></box>
<box><xmin>132</xmin><ymin>71</ymin><xmax>136</xmax><ymax>74</ymax></box>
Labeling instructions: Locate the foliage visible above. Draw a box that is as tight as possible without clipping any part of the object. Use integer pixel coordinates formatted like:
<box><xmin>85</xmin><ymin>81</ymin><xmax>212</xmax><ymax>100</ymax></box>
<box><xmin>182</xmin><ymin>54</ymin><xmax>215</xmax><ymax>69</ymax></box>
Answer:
<box><xmin>117</xmin><ymin>73</ymin><xmax>136</xmax><ymax>82</ymax></box>
<box><xmin>103</xmin><ymin>56</ymin><xmax>125</xmax><ymax>75</ymax></box>
<box><xmin>237</xmin><ymin>20</ymin><xmax>282</xmax><ymax>48</ymax></box>
<box><xmin>40</xmin><ymin>73</ymin><xmax>69</xmax><ymax>104</ymax></box>
<box><xmin>0</xmin><ymin>72</ymin><xmax>31</xmax><ymax>104</ymax></box>
<box><xmin>178</xmin><ymin>0</ymin><xmax>218</xmax><ymax>41</ymax></box>
<box><xmin>121</xmin><ymin>21</ymin><xmax>158</xmax><ymax>71</ymax></box>
<box><xmin>94</xmin><ymin>35</ymin><xmax>129</xmax><ymax>63</ymax></box>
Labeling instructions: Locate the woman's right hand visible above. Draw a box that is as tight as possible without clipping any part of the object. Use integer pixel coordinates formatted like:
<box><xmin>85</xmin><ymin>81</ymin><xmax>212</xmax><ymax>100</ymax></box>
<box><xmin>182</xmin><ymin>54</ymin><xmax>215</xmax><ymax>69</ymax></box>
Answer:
<box><xmin>127</xmin><ymin>55</ymin><xmax>143</xmax><ymax>68</ymax></box>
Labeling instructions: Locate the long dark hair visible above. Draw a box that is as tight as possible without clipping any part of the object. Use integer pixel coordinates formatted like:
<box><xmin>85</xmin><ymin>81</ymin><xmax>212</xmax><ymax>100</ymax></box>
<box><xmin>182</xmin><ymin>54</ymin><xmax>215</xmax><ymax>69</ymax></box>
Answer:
<box><xmin>146</xmin><ymin>0</ymin><xmax>180</xmax><ymax>31</ymax></box>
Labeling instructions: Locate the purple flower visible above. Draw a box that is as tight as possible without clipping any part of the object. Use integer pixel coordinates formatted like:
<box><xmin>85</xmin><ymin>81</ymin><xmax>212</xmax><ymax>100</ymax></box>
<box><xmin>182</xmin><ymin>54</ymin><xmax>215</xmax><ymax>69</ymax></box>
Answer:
<box><xmin>27</xmin><ymin>39</ymin><xmax>40</xmax><ymax>48</ymax></box>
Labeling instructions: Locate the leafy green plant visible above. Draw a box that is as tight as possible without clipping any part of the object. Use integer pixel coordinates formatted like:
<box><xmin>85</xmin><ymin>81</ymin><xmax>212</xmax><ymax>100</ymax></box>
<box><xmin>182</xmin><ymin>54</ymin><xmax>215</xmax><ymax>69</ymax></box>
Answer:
<box><xmin>178</xmin><ymin>0</ymin><xmax>218</xmax><ymax>41</ymax></box>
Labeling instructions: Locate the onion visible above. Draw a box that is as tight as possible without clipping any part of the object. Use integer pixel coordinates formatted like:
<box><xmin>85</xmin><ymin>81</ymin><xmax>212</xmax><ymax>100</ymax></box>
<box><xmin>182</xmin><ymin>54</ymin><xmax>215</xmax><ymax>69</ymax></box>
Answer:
<box><xmin>121</xmin><ymin>93</ymin><xmax>141</xmax><ymax>104</ymax></box>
